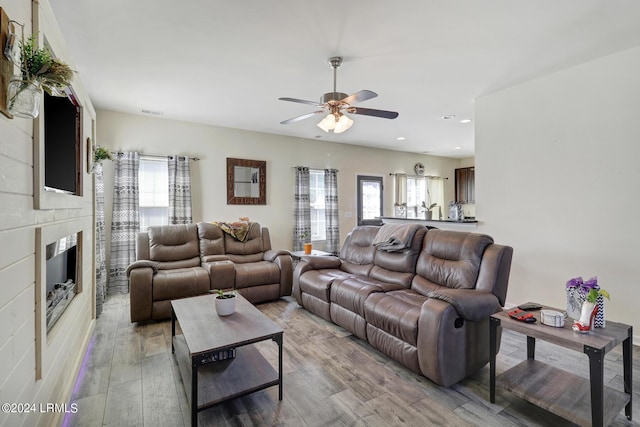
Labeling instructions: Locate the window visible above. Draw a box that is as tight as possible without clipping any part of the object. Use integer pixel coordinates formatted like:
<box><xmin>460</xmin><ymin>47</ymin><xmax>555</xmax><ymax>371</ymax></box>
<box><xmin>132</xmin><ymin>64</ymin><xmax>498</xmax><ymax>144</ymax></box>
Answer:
<box><xmin>406</xmin><ymin>176</ymin><xmax>426</xmax><ymax>218</ymax></box>
<box><xmin>139</xmin><ymin>157</ymin><xmax>169</xmax><ymax>231</ymax></box>
<box><xmin>357</xmin><ymin>175</ymin><xmax>383</xmax><ymax>225</ymax></box>
<box><xmin>393</xmin><ymin>174</ymin><xmax>445</xmax><ymax>219</ymax></box>
<box><xmin>309</xmin><ymin>170</ymin><xmax>326</xmax><ymax>241</ymax></box>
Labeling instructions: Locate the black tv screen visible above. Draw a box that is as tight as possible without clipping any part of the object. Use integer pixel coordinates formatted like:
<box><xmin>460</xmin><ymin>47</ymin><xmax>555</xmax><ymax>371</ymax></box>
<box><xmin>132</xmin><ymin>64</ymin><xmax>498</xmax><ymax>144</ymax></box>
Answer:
<box><xmin>44</xmin><ymin>92</ymin><xmax>80</xmax><ymax>194</ymax></box>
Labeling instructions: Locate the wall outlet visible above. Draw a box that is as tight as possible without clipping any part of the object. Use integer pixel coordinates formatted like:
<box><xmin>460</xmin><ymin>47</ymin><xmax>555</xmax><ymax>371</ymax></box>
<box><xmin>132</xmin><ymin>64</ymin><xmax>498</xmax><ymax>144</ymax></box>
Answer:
<box><xmin>344</xmin><ymin>211</ymin><xmax>353</xmax><ymax>218</ymax></box>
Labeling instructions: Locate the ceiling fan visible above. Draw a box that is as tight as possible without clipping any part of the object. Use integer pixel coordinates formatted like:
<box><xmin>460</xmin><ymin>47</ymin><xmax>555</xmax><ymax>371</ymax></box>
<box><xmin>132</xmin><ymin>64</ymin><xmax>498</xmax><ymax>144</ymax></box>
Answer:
<box><xmin>279</xmin><ymin>57</ymin><xmax>399</xmax><ymax>133</ymax></box>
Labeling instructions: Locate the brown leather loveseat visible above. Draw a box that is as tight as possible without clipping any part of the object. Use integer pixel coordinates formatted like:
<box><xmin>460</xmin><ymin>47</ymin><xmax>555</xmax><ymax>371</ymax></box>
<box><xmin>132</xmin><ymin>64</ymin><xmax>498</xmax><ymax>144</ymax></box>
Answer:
<box><xmin>293</xmin><ymin>223</ymin><xmax>513</xmax><ymax>386</ymax></box>
<box><xmin>128</xmin><ymin>222</ymin><xmax>292</xmax><ymax>322</ymax></box>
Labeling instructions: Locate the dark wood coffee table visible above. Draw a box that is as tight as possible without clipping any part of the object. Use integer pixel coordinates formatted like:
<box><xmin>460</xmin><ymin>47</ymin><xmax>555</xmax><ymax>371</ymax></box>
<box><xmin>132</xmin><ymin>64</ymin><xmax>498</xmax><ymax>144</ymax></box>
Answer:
<box><xmin>490</xmin><ymin>304</ymin><xmax>632</xmax><ymax>427</ymax></box>
<box><xmin>171</xmin><ymin>294</ymin><xmax>283</xmax><ymax>426</ymax></box>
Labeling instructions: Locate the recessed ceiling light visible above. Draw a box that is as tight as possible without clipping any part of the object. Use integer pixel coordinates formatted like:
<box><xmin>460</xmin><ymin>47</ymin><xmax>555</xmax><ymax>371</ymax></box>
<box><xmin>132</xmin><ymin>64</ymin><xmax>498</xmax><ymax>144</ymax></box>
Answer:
<box><xmin>397</xmin><ymin>137</ymin><xmax>405</xmax><ymax>141</ymax></box>
<box><xmin>460</xmin><ymin>119</ymin><xmax>472</xmax><ymax>124</ymax></box>
<box><xmin>454</xmin><ymin>146</ymin><xmax>462</xmax><ymax>150</ymax></box>
<box><xmin>442</xmin><ymin>115</ymin><xmax>456</xmax><ymax>120</ymax></box>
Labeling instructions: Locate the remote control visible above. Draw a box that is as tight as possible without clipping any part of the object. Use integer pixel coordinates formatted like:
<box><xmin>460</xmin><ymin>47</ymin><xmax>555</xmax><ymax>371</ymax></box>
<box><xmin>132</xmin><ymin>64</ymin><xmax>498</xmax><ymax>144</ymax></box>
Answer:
<box><xmin>518</xmin><ymin>303</ymin><xmax>542</xmax><ymax>310</ymax></box>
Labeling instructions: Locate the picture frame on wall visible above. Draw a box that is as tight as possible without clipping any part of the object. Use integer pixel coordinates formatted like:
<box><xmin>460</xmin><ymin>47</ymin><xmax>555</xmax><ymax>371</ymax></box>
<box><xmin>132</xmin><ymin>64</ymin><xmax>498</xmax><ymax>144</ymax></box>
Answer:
<box><xmin>86</xmin><ymin>137</ymin><xmax>94</xmax><ymax>173</ymax></box>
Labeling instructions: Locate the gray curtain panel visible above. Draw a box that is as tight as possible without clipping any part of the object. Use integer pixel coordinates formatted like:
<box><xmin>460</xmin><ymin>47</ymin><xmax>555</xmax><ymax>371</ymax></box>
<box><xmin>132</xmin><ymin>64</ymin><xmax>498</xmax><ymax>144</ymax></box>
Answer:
<box><xmin>324</xmin><ymin>168</ymin><xmax>340</xmax><ymax>255</ymax></box>
<box><xmin>168</xmin><ymin>155</ymin><xmax>193</xmax><ymax>224</ymax></box>
<box><xmin>95</xmin><ymin>163</ymin><xmax>107</xmax><ymax>315</ymax></box>
<box><xmin>109</xmin><ymin>152</ymin><xmax>140</xmax><ymax>294</ymax></box>
<box><xmin>293</xmin><ymin>166</ymin><xmax>311</xmax><ymax>251</ymax></box>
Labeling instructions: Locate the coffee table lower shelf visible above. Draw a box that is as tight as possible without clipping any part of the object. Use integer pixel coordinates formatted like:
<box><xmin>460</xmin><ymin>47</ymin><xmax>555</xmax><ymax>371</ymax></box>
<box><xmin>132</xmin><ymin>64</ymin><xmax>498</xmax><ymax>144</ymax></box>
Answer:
<box><xmin>173</xmin><ymin>335</ymin><xmax>279</xmax><ymax>410</ymax></box>
<box><xmin>497</xmin><ymin>359</ymin><xmax>630</xmax><ymax>427</ymax></box>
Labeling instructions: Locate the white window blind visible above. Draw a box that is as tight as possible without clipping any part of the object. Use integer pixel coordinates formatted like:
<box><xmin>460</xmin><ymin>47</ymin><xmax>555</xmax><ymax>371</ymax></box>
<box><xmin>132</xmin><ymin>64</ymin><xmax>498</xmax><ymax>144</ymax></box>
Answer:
<box><xmin>139</xmin><ymin>157</ymin><xmax>169</xmax><ymax>231</ymax></box>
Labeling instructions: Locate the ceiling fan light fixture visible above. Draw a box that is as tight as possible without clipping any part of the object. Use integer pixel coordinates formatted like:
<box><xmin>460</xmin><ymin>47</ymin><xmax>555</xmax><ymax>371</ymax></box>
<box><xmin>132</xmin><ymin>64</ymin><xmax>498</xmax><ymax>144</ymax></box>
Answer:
<box><xmin>317</xmin><ymin>113</ymin><xmax>336</xmax><ymax>132</ymax></box>
<box><xmin>333</xmin><ymin>114</ymin><xmax>353</xmax><ymax>133</ymax></box>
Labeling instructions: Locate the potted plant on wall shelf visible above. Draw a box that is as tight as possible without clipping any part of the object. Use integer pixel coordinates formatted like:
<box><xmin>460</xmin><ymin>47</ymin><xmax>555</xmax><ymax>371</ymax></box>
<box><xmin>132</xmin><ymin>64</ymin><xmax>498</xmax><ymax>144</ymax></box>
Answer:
<box><xmin>421</xmin><ymin>201</ymin><xmax>437</xmax><ymax>220</ymax></box>
<box><xmin>7</xmin><ymin>34</ymin><xmax>74</xmax><ymax>118</ymax></box>
<box><xmin>213</xmin><ymin>289</ymin><xmax>237</xmax><ymax>316</ymax></box>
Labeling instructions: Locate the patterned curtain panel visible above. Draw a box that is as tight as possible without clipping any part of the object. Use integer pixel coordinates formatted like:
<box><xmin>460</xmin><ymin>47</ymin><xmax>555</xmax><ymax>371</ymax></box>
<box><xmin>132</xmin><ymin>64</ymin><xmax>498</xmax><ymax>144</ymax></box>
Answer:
<box><xmin>109</xmin><ymin>152</ymin><xmax>140</xmax><ymax>294</ymax></box>
<box><xmin>293</xmin><ymin>166</ymin><xmax>311</xmax><ymax>251</ymax></box>
<box><xmin>324</xmin><ymin>168</ymin><xmax>340</xmax><ymax>255</ymax></box>
<box><xmin>168</xmin><ymin>155</ymin><xmax>193</xmax><ymax>224</ymax></box>
<box><xmin>94</xmin><ymin>163</ymin><xmax>107</xmax><ymax>316</ymax></box>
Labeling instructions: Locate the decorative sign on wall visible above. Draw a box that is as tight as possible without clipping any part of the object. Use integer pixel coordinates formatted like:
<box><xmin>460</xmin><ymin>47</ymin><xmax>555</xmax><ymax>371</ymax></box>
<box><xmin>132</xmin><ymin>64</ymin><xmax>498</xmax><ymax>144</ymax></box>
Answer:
<box><xmin>0</xmin><ymin>8</ymin><xmax>15</xmax><ymax>119</ymax></box>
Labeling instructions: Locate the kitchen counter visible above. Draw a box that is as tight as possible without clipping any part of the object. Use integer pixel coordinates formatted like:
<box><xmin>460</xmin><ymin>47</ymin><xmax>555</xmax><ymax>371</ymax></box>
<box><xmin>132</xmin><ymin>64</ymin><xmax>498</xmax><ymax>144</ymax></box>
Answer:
<box><xmin>379</xmin><ymin>216</ymin><xmax>478</xmax><ymax>230</ymax></box>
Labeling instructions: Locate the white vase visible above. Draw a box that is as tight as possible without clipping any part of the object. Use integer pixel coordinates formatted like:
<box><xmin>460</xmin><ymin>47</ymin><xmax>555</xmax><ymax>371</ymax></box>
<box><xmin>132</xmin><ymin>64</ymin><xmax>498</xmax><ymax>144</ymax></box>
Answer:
<box><xmin>215</xmin><ymin>295</ymin><xmax>236</xmax><ymax>316</ymax></box>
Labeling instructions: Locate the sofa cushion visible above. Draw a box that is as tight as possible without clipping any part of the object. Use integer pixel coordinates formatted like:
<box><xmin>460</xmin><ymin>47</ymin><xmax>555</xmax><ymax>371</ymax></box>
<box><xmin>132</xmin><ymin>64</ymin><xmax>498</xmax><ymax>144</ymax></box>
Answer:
<box><xmin>224</xmin><ymin>223</ymin><xmax>264</xmax><ymax>263</ymax></box>
<box><xmin>234</xmin><ymin>261</ymin><xmax>280</xmax><ymax>289</ymax></box>
<box><xmin>331</xmin><ymin>276</ymin><xmax>404</xmax><ymax>317</ymax></box>
<box><xmin>197</xmin><ymin>222</ymin><xmax>226</xmax><ymax>257</ymax></box>
<box><xmin>364</xmin><ymin>289</ymin><xmax>428</xmax><ymax>346</ymax></box>
<box><xmin>340</xmin><ymin>226</ymin><xmax>378</xmax><ymax>265</ymax></box>
<box><xmin>152</xmin><ymin>267</ymin><xmax>210</xmax><ymax>300</ymax></box>
<box><xmin>156</xmin><ymin>257</ymin><xmax>201</xmax><ymax>270</ymax></box>
<box><xmin>415</xmin><ymin>229</ymin><xmax>493</xmax><ymax>290</ymax></box>
<box><xmin>148</xmin><ymin>224</ymin><xmax>200</xmax><ymax>262</ymax></box>
<box><xmin>298</xmin><ymin>269</ymin><xmax>352</xmax><ymax>302</ymax></box>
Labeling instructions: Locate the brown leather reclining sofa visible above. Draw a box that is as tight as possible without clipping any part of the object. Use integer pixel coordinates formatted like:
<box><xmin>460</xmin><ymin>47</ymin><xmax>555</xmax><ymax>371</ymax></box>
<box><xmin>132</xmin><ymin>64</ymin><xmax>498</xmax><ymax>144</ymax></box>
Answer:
<box><xmin>128</xmin><ymin>222</ymin><xmax>292</xmax><ymax>322</ymax></box>
<box><xmin>292</xmin><ymin>223</ymin><xmax>513</xmax><ymax>386</ymax></box>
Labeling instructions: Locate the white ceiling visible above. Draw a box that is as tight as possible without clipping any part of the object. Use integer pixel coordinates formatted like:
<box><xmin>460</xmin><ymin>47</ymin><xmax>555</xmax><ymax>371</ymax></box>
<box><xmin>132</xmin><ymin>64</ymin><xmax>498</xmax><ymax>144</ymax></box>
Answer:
<box><xmin>50</xmin><ymin>0</ymin><xmax>640</xmax><ymax>158</ymax></box>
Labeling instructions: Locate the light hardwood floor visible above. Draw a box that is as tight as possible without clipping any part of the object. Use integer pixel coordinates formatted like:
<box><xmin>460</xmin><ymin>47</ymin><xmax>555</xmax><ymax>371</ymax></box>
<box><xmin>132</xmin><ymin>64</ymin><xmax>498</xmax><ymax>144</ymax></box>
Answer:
<box><xmin>63</xmin><ymin>294</ymin><xmax>639</xmax><ymax>427</ymax></box>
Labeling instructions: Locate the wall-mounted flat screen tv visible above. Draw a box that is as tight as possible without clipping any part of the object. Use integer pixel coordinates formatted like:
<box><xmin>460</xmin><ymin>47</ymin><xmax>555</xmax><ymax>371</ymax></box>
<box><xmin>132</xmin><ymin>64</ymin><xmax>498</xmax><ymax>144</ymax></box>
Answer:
<box><xmin>44</xmin><ymin>91</ymin><xmax>81</xmax><ymax>195</ymax></box>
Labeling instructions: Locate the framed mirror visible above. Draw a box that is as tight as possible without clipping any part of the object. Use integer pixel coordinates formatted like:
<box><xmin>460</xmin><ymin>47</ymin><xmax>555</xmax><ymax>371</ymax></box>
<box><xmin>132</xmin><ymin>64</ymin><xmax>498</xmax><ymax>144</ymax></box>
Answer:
<box><xmin>227</xmin><ymin>158</ymin><xmax>266</xmax><ymax>204</ymax></box>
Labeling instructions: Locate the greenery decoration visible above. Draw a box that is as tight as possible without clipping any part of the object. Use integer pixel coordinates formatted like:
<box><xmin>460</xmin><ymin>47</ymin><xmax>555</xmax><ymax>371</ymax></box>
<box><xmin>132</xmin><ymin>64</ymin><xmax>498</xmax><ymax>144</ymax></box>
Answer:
<box><xmin>94</xmin><ymin>146</ymin><xmax>112</xmax><ymax>163</ymax></box>
<box><xmin>18</xmin><ymin>34</ymin><xmax>74</xmax><ymax>95</ymax></box>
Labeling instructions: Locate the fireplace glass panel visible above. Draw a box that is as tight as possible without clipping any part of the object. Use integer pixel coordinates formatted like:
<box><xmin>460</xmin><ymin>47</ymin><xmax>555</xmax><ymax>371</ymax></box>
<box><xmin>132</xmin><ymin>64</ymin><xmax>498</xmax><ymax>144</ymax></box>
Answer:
<box><xmin>45</xmin><ymin>233</ymin><xmax>78</xmax><ymax>332</ymax></box>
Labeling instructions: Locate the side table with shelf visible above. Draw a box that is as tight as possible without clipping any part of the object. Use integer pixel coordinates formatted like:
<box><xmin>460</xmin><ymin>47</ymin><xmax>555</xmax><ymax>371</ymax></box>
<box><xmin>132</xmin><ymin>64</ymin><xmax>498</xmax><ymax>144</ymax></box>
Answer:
<box><xmin>489</xmin><ymin>304</ymin><xmax>632</xmax><ymax>427</ymax></box>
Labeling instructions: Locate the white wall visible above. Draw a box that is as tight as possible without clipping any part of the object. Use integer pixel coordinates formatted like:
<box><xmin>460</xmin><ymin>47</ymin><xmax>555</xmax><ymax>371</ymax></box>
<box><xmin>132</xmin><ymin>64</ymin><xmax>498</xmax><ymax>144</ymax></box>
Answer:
<box><xmin>97</xmin><ymin>110</ymin><xmax>461</xmax><ymax>255</ymax></box>
<box><xmin>476</xmin><ymin>45</ymin><xmax>640</xmax><ymax>337</ymax></box>
<box><xmin>0</xmin><ymin>1</ymin><xmax>96</xmax><ymax>426</ymax></box>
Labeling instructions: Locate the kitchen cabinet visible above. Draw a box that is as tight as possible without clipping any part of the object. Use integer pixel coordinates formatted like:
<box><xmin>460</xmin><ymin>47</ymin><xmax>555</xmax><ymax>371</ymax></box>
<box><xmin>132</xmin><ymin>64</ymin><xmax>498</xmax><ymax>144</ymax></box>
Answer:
<box><xmin>455</xmin><ymin>167</ymin><xmax>475</xmax><ymax>203</ymax></box>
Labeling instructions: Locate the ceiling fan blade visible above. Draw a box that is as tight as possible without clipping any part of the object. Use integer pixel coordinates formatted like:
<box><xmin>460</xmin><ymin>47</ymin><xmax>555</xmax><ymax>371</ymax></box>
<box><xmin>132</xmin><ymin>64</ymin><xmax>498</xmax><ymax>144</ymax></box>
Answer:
<box><xmin>280</xmin><ymin>110</ymin><xmax>325</xmax><ymax>124</ymax></box>
<box><xmin>349</xmin><ymin>107</ymin><xmax>399</xmax><ymax>119</ymax></box>
<box><xmin>279</xmin><ymin>97</ymin><xmax>323</xmax><ymax>107</ymax></box>
<box><xmin>340</xmin><ymin>90</ymin><xmax>378</xmax><ymax>105</ymax></box>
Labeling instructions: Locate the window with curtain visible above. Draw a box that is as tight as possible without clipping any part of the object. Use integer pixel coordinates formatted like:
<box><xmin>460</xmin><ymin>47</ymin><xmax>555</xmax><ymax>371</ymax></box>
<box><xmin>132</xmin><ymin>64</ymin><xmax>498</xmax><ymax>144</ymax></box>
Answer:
<box><xmin>139</xmin><ymin>157</ymin><xmax>169</xmax><ymax>231</ymax></box>
<box><xmin>406</xmin><ymin>176</ymin><xmax>426</xmax><ymax>218</ymax></box>
<box><xmin>393</xmin><ymin>173</ymin><xmax>445</xmax><ymax>219</ymax></box>
<box><xmin>309</xmin><ymin>170</ymin><xmax>326</xmax><ymax>241</ymax></box>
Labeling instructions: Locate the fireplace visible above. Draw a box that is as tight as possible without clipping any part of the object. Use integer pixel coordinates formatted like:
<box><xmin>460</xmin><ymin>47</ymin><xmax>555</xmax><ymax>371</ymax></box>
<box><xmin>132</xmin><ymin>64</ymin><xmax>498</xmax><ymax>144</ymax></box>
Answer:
<box><xmin>45</xmin><ymin>233</ymin><xmax>78</xmax><ymax>332</ymax></box>
<box><xmin>36</xmin><ymin>220</ymin><xmax>88</xmax><ymax>379</ymax></box>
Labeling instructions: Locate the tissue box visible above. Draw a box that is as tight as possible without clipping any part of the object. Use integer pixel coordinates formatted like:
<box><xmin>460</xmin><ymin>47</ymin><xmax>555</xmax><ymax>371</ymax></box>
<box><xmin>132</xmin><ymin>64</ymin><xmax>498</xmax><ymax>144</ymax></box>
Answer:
<box><xmin>566</xmin><ymin>286</ymin><xmax>605</xmax><ymax>328</ymax></box>
<box><xmin>540</xmin><ymin>310</ymin><xmax>566</xmax><ymax>328</ymax></box>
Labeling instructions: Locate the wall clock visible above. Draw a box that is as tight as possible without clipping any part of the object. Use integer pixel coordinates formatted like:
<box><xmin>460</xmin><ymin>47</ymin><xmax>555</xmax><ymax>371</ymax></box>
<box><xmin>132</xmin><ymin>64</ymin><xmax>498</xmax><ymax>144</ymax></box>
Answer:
<box><xmin>414</xmin><ymin>162</ymin><xmax>425</xmax><ymax>175</ymax></box>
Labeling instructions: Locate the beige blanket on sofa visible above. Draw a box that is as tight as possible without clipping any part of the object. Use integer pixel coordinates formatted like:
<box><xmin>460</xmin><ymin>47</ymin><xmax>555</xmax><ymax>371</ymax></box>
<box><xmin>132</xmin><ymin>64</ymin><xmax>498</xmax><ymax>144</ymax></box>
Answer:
<box><xmin>212</xmin><ymin>220</ymin><xmax>255</xmax><ymax>242</ymax></box>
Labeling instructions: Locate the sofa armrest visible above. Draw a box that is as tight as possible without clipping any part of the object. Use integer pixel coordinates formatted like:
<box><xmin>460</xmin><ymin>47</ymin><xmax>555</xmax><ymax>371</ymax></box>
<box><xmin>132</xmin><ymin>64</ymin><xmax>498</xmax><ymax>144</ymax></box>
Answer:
<box><xmin>129</xmin><ymin>267</ymin><xmax>154</xmax><ymax>322</ymax></box>
<box><xmin>273</xmin><ymin>253</ymin><xmax>293</xmax><ymax>296</ymax></box>
<box><xmin>300</xmin><ymin>255</ymin><xmax>341</xmax><ymax>270</ymax></box>
<box><xmin>201</xmin><ymin>254</ymin><xmax>230</xmax><ymax>263</ymax></box>
<box><xmin>263</xmin><ymin>249</ymin><xmax>289</xmax><ymax>262</ymax></box>
<box><xmin>126</xmin><ymin>260</ymin><xmax>159</xmax><ymax>276</ymax></box>
<box><xmin>426</xmin><ymin>288</ymin><xmax>499</xmax><ymax>322</ymax></box>
<box><xmin>203</xmin><ymin>260</ymin><xmax>235</xmax><ymax>291</ymax></box>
